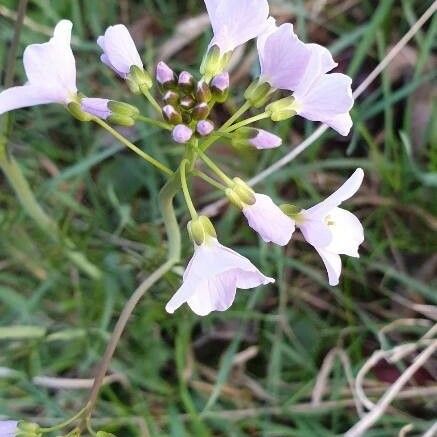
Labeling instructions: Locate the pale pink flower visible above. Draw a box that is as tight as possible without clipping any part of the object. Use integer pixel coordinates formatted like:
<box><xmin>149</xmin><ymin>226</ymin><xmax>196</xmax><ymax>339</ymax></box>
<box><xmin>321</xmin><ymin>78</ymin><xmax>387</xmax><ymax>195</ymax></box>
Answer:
<box><xmin>80</xmin><ymin>97</ymin><xmax>111</xmax><ymax>119</ymax></box>
<box><xmin>0</xmin><ymin>420</ymin><xmax>18</xmax><ymax>436</ymax></box>
<box><xmin>97</xmin><ymin>24</ymin><xmax>143</xmax><ymax>78</ymax></box>
<box><xmin>243</xmin><ymin>194</ymin><xmax>295</xmax><ymax>246</ymax></box>
<box><xmin>0</xmin><ymin>20</ymin><xmax>77</xmax><ymax>115</ymax></box>
<box><xmin>166</xmin><ymin>238</ymin><xmax>274</xmax><ymax>316</ymax></box>
<box><xmin>204</xmin><ymin>0</ymin><xmax>271</xmax><ymax>53</ymax></box>
<box><xmin>297</xmin><ymin>169</ymin><xmax>364</xmax><ymax>286</ymax></box>
<box><xmin>248</xmin><ymin>129</ymin><xmax>282</xmax><ymax>149</ymax></box>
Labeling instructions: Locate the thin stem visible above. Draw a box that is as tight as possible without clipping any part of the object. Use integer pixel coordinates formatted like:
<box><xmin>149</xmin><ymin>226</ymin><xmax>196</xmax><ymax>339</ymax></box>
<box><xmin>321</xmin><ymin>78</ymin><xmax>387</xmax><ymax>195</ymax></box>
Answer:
<box><xmin>141</xmin><ymin>87</ymin><xmax>163</xmax><ymax>114</ymax></box>
<box><xmin>84</xmin><ymin>175</ymin><xmax>181</xmax><ymax>421</ymax></box>
<box><xmin>136</xmin><ymin>114</ymin><xmax>172</xmax><ymax>131</ymax></box>
<box><xmin>220</xmin><ymin>101</ymin><xmax>251</xmax><ymax>131</ymax></box>
<box><xmin>40</xmin><ymin>407</ymin><xmax>88</xmax><ymax>433</ymax></box>
<box><xmin>224</xmin><ymin>112</ymin><xmax>270</xmax><ymax>133</ymax></box>
<box><xmin>93</xmin><ymin>117</ymin><xmax>173</xmax><ymax>176</ymax></box>
<box><xmin>180</xmin><ymin>159</ymin><xmax>198</xmax><ymax>219</ymax></box>
<box><xmin>193</xmin><ymin>170</ymin><xmax>227</xmax><ymax>191</ymax></box>
<box><xmin>198</xmin><ymin>151</ymin><xmax>234</xmax><ymax>187</ymax></box>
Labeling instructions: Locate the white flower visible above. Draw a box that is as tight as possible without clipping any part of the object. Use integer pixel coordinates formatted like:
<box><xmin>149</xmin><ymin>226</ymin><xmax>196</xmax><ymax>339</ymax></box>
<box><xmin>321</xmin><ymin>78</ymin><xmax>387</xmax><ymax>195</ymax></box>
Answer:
<box><xmin>0</xmin><ymin>20</ymin><xmax>77</xmax><ymax>115</ymax></box>
<box><xmin>243</xmin><ymin>194</ymin><xmax>295</xmax><ymax>246</ymax></box>
<box><xmin>166</xmin><ymin>238</ymin><xmax>274</xmax><ymax>316</ymax></box>
<box><xmin>297</xmin><ymin>169</ymin><xmax>365</xmax><ymax>286</ymax></box>
<box><xmin>204</xmin><ymin>0</ymin><xmax>271</xmax><ymax>53</ymax></box>
<box><xmin>0</xmin><ymin>420</ymin><xmax>18</xmax><ymax>437</ymax></box>
<box><xmin>97</xmin><ymin>24</ymin><xmax>143</xmax><ymax>78</ymax></box>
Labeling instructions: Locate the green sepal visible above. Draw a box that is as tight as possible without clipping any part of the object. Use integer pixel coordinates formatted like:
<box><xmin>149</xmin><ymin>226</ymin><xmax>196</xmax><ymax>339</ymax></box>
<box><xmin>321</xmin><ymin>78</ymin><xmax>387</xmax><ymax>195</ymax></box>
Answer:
<box><xmin>266</xmin><ymin>96</ymin><xmax>297</xmax><ymax>122</ymax></box>
<box><xmin>108</xmin><ymin>101</ymin><xmax>139</xmax><ymax>117</ymax></box>
<box><xmin>244</xmin><ymin>80</ymin><xmax>273</xmax><ymax>108</ymax></box>
<box><xmin>107</xmin><ymin>114</ymin><xmax>135</xmax><ymax>127</ymax></box>
<box><xmin>67</xmin><ymin>102</ymin><xmax>93</xmax><ymax>122</ymax></box>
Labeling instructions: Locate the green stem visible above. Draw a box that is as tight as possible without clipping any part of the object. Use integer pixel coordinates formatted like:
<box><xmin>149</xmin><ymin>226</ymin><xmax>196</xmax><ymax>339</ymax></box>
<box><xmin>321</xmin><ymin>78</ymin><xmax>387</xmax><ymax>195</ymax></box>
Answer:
<box><xmin>137</xmin><ymin>114</ymin><xmax>172</xmax><ymax>131</ymax></box>
<box><xmin>140</xmin><ymin>87</ymin><xmax>163</xmax><ymax>114</ymax></box>
<box><xmin>93</xmin><ymin>117</ymin><xmax>173</xmax><ymax>176</ymax></box>
<box><xmin>83</xmin><ymin>174</ymin><xmax>181</xmax><ymax>422</ymax></box>
<box><xmin>0</xmin><ymin>152</ymin><xmax>101</xmax><ymax>279</ymax></box>
<box><xmin>198</xmin><ymin>151</ymin><xmax>234</xmax><ymax>187</ymax></box>
<box><xmin>180</xmin><ymin>159</ymin><xmax>198</xmax><ymax>219</ymax></box>
<box><xmin>224</xmin><ymin>112</ymin><xmax>270</xmax><ymax>132</ymax></box>
<box><xmin>193</xmin><ymin>170</ymin><xmax>227</xmax><ymax>191</ymax></box>
<box><xmin>220</xmin><ymin>101</ymin><xmax>251</xmax><ymax>131</ymax></box>
<box><xmin>40</xmin><ymin>407</ymin><xmax>88</xmax><ymax>433</ymax></box>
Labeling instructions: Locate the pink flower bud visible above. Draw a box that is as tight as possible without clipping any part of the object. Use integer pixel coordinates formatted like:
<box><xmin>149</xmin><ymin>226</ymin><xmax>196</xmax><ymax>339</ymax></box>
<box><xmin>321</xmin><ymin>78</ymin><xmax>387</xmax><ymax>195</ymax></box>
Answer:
<box><xmin>172</xmin><ymin>124</ymin><xmax>193</xmax><ymax>143</ymax></box>
<box><xmin>196</xmin><ymin>120</ymin><xmax>214</xmax><ymax>137</ymax></box>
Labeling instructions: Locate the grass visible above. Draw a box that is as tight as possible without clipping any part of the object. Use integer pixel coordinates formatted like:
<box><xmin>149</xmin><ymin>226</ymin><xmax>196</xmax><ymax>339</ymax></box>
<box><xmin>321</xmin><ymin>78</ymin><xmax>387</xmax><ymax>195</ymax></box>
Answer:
<box><xmin>0</xmin><ymin>0</ymin><xmax>436</xmax><ymax>436</ymax></box>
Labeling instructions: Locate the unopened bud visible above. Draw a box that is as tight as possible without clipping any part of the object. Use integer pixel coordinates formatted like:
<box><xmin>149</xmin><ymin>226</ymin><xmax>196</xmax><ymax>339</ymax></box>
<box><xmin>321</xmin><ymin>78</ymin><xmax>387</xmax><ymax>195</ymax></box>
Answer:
<box><xmin>178</xmin><ymin>71</ymin><xmax>195</xmax><ymax>93</ymax></box>
<box><xmin>80</xmin><ymin>97</ymin><xmax>111</xmax><ymax>120</ymax></box>
<box><xmin>188</xmin><ymin>216</ymin><xmax>216</xmax><ymax>245</ymax></box>
<box><xmin>128</xmin><ymin>65</ymin><xmax>153</xmax><ymax>90</ymax></box>
<box><xmin>67</xmin><ymin>102</ymin><xmax>93</xmax><ymax>122</ymax></box>
<box><xmin>192</xmin><ymin>102</ymin><xmax>210</xmax><ymax>120</ymax></box>
<box><xmin>211</xmin><ymin>72</ymin><xmax>229</xmax><ymax>103</ymax></box>
<box><xmin>196</xmin><ymin>120</ymin><xmax>214</xmax><ymax>137</ymax></box>
<box><xmin>266</xmin><ymin>96</ymin><xmax>297</xmax><ymax>122</ymax></box>
<box><xmin>196</xmin><ymin>81</ymin><xmax>212</xmax><ymax>103</ymax></box>
<box><xmin>232</xmin><ymin>127</ymin><xmax>282</xmax><ymax>150</ymax></box>
<box><xmin>156</xmin><ymin>61</ymin><xmax>177</xmax><ymax>90</ymax></box>
<box><xmin>162</xmin><ymin>105</ymin><xmax>182</xmax><ymax>125</ymax></box>
<box><xmin>163</xmin><ymin>90</ymin><xmax>179</xmax><ymax>106</ymax></box>
<box><xmin>172</xmin><ymin>124</ymin><xmax>193</xmax><ymax>144</ymax></box>
<box><xmin>244</xmin><ymin>80</ymin><xmax>273</xmax><ymax>108</ymax></box>
<box><xmin>179</xmin><ymin>95</ymin><xmax>196</xmax><ymax>111</ymax></box>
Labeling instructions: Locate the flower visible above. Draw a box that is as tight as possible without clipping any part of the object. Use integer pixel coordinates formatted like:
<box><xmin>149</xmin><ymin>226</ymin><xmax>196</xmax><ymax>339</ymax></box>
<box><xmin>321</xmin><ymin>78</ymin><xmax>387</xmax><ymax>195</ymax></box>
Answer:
<box><xmin>248</xmin><ymin>128</ymin><xmax>282</xmax><ymax>149</ymax></box>
<box><xmin>204</xmin><ymin>0</ymin><xmax>271</xmax><ymax>54</ymax></box>
<box><xmin>97</xmin><ymin>24</ymin><xmax>143</xmax><ymax>78</ymax></box>
<box><xmin>0</xmin><ymin>20</ymin><xmax>77</xmax><ymax>115</ymax></box>
<box><xmin>243</xmin><ymin>194</ymin><xmax>295</xmax><ymax>246</ymax></box>
<box><xmin>0</xmin><ymin>421</ymin><xmax>18</xmax><ymax>436</ymax></box>
<box><xmin>172</xmin><ymin>124</ymin><xmax>193</xmax><ymax>143</ymax></box>
<box><xmin>80</xmin><ymin>98</ymin><xmax>111</xmax><ymax>119</ymax></box>
<box><xmin>166</xmin><ymin>238</ymin><xmax>273</xmax><ymax>316</ymax></box>
<box><xmin>297</xmin><ymin>168</ymin><xmax>364</xmax><ymax>286</ymax></box>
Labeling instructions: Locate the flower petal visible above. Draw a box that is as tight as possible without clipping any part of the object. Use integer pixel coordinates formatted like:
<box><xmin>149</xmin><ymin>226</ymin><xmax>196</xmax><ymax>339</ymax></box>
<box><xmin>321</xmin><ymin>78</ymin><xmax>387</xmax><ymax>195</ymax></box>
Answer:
<box><xmin>0</xmin><ymin>85</ymin><xmax>61</xmax><ymax>114</ymax></box>
<box><xmin>294</xmin><ymin>73</ymin><xmax>353</xmax><ymax>131</ymax></box>
<box><xmin>315</xmin><ymin>247</ymin><xmax>342</xmax><ymax>286</ymax></box>
<box><xmin>0</xmin><ymin>420</ymin><xmax>18</xmax><ymax>436</ymax></box>
<box><xmin>243</xmin><ymin>194</ymin><xmax>295</xmax><ymax>246</ymax></box>
<box><xmin>258</xmin><ymin>23</ymin><xmax>311</xmax><ymax>90</ymax></box>
<box><xmin>80</xmin><ymin>97</ymin><xmax>111</xmax><ymax>119</ymax></box>
<box><xmin>299</xmin><ymin>219</ymin><xmax>332</xmax><ymax>248</ymax></box>
<box><xmin>324</xmin><ymin>112</ymin><xmax>353</xmax><ymax>136</ymax></box>
<box><xmin>325</xmin><ymin>208</ymin><xmax>364</xmax><ymax>257</ymax></box>
<box><xmin>98</xmin><ymin>24</ymin><xmax>143</xmax><ymax>76</ymax></box>
<box><xmin>306</xmin><ymin>168</ymin><xmax>364</xmax><ymax>218</ymax></box>
<box><xmin>249</xmin><ymin>129</ymin><xmax>282</xmax><ymax>149</ymax></box>
<box><xmin>207</xmin><ymin>0</ymin><xmax>270</xmax><ymax>53</ymax></box>
<box><xmin>23</xmin><ymin>20</ymin><xmax>76</xmax><ymax>100</ymax></box>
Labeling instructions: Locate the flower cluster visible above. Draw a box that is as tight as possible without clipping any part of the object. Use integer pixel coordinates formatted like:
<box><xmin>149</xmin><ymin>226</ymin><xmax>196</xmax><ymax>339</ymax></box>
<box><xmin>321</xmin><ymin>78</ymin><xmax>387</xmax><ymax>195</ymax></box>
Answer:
<box><xmin>0</xmin><ymin>0</ymin><xmax>364</xmax><ymax>319</ymax></box>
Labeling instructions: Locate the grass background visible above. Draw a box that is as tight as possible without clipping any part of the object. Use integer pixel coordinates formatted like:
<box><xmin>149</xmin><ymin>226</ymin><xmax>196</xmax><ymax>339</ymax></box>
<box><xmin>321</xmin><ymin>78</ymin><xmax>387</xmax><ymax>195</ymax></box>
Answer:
<box><xmin>0</xmin><ymin>0</ymin><xmax>436</xmax><ymax>435</ymax></box>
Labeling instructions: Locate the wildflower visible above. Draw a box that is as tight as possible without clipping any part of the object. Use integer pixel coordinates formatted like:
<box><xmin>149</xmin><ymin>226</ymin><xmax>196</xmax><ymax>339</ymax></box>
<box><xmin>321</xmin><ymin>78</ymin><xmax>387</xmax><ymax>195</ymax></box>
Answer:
<box><xmin>156</xmin><ymin>62</ymin><xmax>177</xmax><ymax>90</ymax></box>
<box><xmin>233</xmin><ymin>127</ymin><xmax>282</xmax><ymax>150</ymax></box>
<box><xmin>296</xmin><ymin>168</ymin><xmax>364</xmax><ymax>285</ymax></box>
<box><xmin>97</xmin><ymin>24</ymin><xmax>143</xmax><ymax>79</ymax></box>
<box><xmin>196</xmin><ymin>120</ymin><xmax>215</xmax><ymax>136</ymax></box>
<box><xmin>0</xmin><ymin>20</ymin><xmax>77</xmax><ymax>115</ymax></box>
<box><xmin>80</xmin><ymin>98</ymin><xmax>111</xmax><ymax>119</ymax></box>
<box><xmin>172</xmin><ymin>124</ymin><xmax>193</xmax><ymax>143</ymax></box>
<box><xmin>166</xmin><ymin>216</ymin><xmax>274</xmax><ymax>316</ymax></box>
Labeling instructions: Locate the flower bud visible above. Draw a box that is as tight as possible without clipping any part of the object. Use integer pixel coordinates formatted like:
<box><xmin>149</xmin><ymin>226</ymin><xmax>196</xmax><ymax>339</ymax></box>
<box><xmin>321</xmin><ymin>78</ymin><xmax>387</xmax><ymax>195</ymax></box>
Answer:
<box><xmin>128</xmin><ymin>65</ymin><xmax>153</xmax><ymax>90</ymax></box>
<box><xmin>232</xmin><ymin>127</ymin><xmax>282</xmax><ymax>150</ymax></box>
<box><xmin>211</xmin><ymin>72</ymin><xmax>229</xmax><ymax>103</ymax></box>
<box><xmin>196</xmin><ymin>81</ymin><xmax>212</xmax><ymax>103</ymax></box>
<box><xmin>172</xmin><ymin>124</ymin><xmax>193</xmax><ymax>144</ymax></box>
<box><xmin>266</xmin><ymin>96</ymin><xmax>297</xmax><ymax>122</ymax></box>
<box><xmin>244</xmin><ymin>80</ymin><xmax>273</xmax><ymax>108</ymax></box>
<box><xmin>192</xmin><ymin>102</ymin><xmax>210</xmax><ymax>120</ymax></box>
<box><xmin>67</xmin><ymin>102</ymin><xmax>93</xmax><ymax>122</ymax></box>
<box><xmin>188</xmin><ymin>216</ymin><xmax>216</xmax><ymax>245</ymax></box>
<box><xmin>196</xmin><ymin>120</ymin><xmax>214</xmax><ymax>137</ymax></box>
<box><xmin>108</xmin><ymin>101</ymin><xmax>139</xmax><ymax>117</ymax></box>
<box><xmin>179</xmin><ymin>95</ymin><xmax>196</xmax><ymax>111</ymax></box>
<box><xmin>80</xmin><ymin>98</ymin><xmax>111</xmax><ymax>120</ymax></box>
<box><xmin>178</xmin><ymin>71</ymin><xmax>195</xmax><ymax>93</ymax></box>
<box><xmin>162</xmin><ymin>105</ymin><xmax>182</xmax><ymax>125</ymax></box>
<box><xmin>163</xmin><ymin>90</ymin><xmax>179</xmax><ymax>106</ymax></box>
<box><xmin>156</xmin><ymin>61</ymin><xmax>177</xmax><ymax>90</ymax></box>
